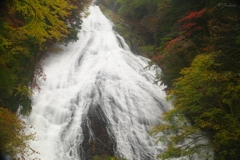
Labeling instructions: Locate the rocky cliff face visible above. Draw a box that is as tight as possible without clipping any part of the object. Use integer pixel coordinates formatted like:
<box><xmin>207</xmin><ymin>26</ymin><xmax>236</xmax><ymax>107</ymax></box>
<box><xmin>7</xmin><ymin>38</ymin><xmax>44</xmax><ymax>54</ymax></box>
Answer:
<box><xmin>80</xmin><ymin>104</ymin><xmax>116</xmax><ymax>159</ymax></box>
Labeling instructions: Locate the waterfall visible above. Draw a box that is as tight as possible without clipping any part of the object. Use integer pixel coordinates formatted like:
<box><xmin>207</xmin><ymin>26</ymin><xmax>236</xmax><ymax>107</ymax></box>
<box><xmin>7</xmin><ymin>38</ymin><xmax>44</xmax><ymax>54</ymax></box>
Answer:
<box><xmin>26</xmin><ymin>4</ymin><xmax>172</xmax><ymax>160</ymax></box>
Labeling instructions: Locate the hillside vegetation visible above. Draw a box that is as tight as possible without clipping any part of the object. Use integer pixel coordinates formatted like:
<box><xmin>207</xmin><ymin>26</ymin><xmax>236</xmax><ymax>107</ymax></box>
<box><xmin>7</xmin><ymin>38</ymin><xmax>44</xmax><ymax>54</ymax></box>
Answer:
<box><xmin>97</xmin><ymin>0</ymin><xmax>240</xmax><ymax>159</ymax></box>
<box><xmin>0</xmin><ymin>0</ymin><xmax>90</xmax><ymax>158</ymax></box>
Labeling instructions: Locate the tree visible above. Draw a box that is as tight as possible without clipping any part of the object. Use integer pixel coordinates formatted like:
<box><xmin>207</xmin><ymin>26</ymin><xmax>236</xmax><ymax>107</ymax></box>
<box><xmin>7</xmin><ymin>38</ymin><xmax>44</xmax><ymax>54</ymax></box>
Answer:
<box><xmin>151</xmin><ymin>5</ymin><xmax>207</xmax><ymax>88</ymax></box>
<box><xmin>8</xmin><ymin>0</ymin><xmax>75</xmax><ymax>44</ymax></box>
<box><xmin>0</xmin><ymin>0</ymin><xmax>90</xmax><ymax>158</ymax></box>
<box><xmin>0</xmin><ymin>0</ymin><xmax>89</xmax><ymax>112</ymax></box>
<box><xmin>153</xmin><ymin>53</ymin><xmax>240</xmax><ymax>159</ymax></box>
<box><xmin>0</xmin><ymin>107</ymin><xmax>36</xmax><ymax>159</ymax></box>
<box><xmin>150</xmin><ymin>109</ymin><xmax>212</xmax><ymax>160</ymax></box>
<box><xmin>102</xmin><ymin>0</ymin><xmax>240</xmax><ymax>159</ymax></box>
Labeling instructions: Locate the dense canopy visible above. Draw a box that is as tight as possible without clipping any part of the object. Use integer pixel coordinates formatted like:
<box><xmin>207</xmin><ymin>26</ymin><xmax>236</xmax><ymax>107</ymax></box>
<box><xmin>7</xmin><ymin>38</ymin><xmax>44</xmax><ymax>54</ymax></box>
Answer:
<box><xmin>0</xmin><ymin>0</ymin><xmax>90</xmax><ymax>158</ymax></box>
<box><xmin>97</xmin><ymin>0</ymin><xmax>240</xmax><ymax>159</ymax></box>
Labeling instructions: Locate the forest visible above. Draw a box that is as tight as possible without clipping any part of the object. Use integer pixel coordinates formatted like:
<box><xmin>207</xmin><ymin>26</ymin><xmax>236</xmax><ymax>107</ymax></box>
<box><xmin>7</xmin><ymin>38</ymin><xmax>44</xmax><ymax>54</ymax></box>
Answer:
<box><xmin>0</xmin><ymin>0</ymin><xmax>240</xmax><ymax>159</ymax></box>
<box><xmin>0</xmin><ymin>0</ymin><xmax>90</xmax><ymax>158</ymax></box>
<box><xmin>96</xmin><ymin>0</ymin><xmax>240</xmax><ymax>159</ymax></box>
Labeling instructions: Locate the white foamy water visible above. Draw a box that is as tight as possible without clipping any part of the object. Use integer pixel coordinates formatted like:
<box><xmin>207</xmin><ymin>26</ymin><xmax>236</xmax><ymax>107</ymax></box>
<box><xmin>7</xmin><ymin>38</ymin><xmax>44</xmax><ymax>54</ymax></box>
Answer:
<box><xmin>26</xmin><ymin>5</ymin><xmax>172</xmax><ymax>160</ymax></box>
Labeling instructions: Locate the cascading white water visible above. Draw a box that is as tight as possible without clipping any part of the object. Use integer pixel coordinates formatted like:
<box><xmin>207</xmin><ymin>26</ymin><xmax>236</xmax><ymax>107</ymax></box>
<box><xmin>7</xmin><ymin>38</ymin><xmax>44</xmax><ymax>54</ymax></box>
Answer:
<box><xmin>26</xmin><ymin>4</ymin><xmax>172</xmax><ymax>160</ymax></box>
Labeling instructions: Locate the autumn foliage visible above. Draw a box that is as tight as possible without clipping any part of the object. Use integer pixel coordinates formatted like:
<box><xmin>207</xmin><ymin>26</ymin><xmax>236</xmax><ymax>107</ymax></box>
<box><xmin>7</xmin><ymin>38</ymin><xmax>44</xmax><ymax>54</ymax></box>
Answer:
<box><xmin>0</xmin><ymin>0</ymin><xmax>89</xmax><ymax>112</ymax></box>
<box><xmin>177</xmin><ymin>8</ymin><xmax>206</xmax><ymax>36</ymax></box>
<box><xmin>177</xmin><ymin>8</ymin><xmax>206</xmax><ymax>23</ymax></box>
<box><xmin>0</xmin><ymin>0</ymin><xmax>90</xmax><ymax>158</ymax></box>
<box><xmin>0</xmin><ymin>107</ymin><xmax>36</xmax><ymax>158</ymax></box>
<box><xmin>99</xmin><ymin>0</ymin><xmax>240</xmax><ymax>159</ymax></box>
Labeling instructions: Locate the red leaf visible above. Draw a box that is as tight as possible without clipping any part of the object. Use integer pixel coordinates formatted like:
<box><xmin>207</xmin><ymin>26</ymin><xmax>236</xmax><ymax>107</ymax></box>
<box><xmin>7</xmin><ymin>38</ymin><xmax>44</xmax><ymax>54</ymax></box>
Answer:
<box><xmin>181</xmin><ymin>22</ymin><xmax>197</xmax><ymax>29</ymax></box>
<box><xmin>177</xmin><ymin>8</ymin><xmax>206</xmax><ymax>23</ymax></box>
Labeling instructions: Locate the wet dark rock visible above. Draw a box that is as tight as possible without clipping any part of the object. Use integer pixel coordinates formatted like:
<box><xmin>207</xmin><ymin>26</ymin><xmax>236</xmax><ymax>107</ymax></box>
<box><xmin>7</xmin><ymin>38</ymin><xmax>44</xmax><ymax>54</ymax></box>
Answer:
<box><xmin>80</xmin><ymin>104</ymin><xmax>116</xmax><ymax>160</ymax></box>
<box><xmin>0</xmin><ymin>153</ymin><xmax>7</xmax><ymax>160</ymax></box>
